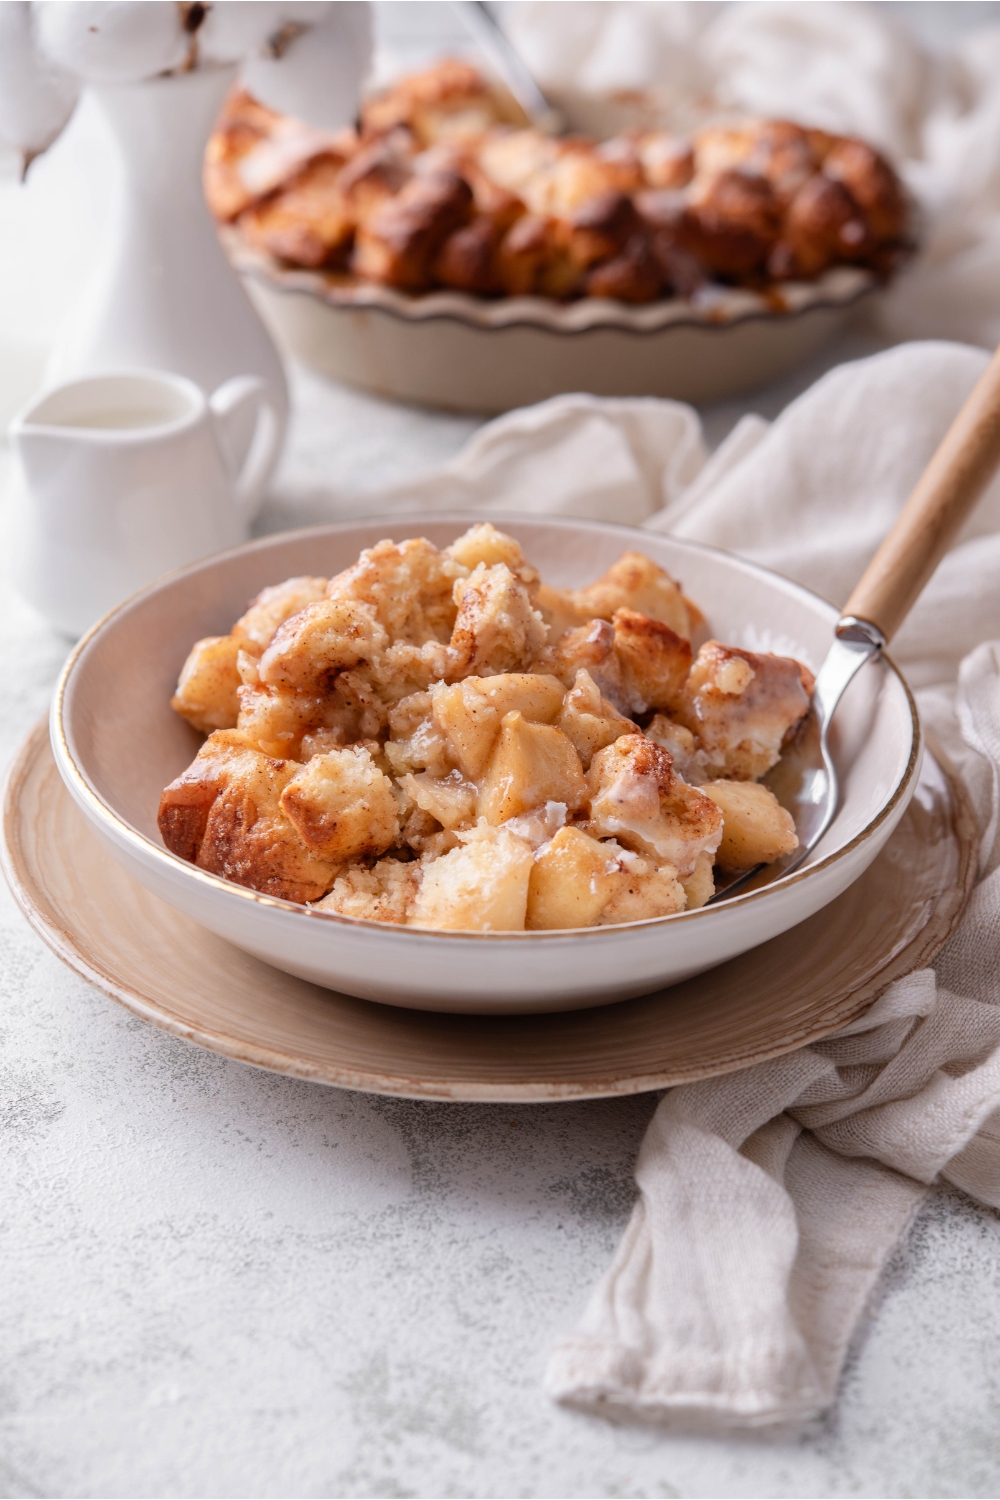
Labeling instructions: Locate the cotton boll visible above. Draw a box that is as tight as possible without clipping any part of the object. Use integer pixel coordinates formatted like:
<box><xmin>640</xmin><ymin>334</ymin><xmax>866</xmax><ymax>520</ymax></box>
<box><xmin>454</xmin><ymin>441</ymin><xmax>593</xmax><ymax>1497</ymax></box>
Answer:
<box><xmin>0</xmin><ymin>2</ymin><xmax>78</xmax><ymax>174</ymax></box>
<box><xmin>33</xmin><ymin>1</ymin><xmax>189</xmax><ymax>85</ymax></box>
<box><xmin>198</xmin><ymin>3</ymin><xmax>304</xmax><ymax>65</ymax></box>
<box><xmin>202</xmin><ymin>0</ymin><xmax>337</xmax><ymax>66</ymax></box>
<box><xmin>241</xmin><ymin>2</ymin><xmax>372</xmax><ymax>131</ymax></box>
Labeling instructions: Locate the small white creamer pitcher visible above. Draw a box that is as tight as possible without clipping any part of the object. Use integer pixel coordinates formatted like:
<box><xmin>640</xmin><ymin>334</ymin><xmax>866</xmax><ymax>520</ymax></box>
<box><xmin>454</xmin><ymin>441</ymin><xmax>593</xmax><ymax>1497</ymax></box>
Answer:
<box><xmin>9</xmin><ymin>368</ymin><xmax>281</xmax><ymax>637</ymax></box>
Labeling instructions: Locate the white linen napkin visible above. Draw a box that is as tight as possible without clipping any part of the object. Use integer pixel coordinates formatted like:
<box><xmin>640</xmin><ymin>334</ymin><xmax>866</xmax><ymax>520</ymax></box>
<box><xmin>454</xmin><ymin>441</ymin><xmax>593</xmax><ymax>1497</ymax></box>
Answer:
<box><xmin>366</xmin><ymin>339</ymin><xmax>1000</xmax><ymax>1425</ymax></box>
<box><xmin>501</xmin><ymin>1</ymin><xmax>1000</xmax><ymax>350</ymax></box>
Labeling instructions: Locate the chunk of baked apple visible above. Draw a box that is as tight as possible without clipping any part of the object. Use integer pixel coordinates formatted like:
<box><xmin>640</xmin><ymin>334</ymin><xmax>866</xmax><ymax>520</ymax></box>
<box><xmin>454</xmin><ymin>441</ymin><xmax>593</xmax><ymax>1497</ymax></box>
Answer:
<box><xmin>681</xmin><ymin>850</ymin><xmax>716</xmax><ymax>909</ymax></box>
<box><xmin>431</xmin><ymin>672</ymin><xmax>566</xmax><ymax>777</ymax></box>
<box><xmin>478</xmin><ymin>712</ymin><xmax>588</xmax><ymax>825</ymax></box>
<box><xmin>400</xmin><ymin>769</ymin><xmax>478</xmax><ymax>830</ymax></box>
<box><xmin>526</xmin><ymin>825</ymin><xmax>626</xmax><ymax>929</ymax></box>
<box><xmin>699</xmin><ymin>779</ymin><xmax>798</xmax><ymax>870</ymax></box>
<box><xmin>557</xmin><ymin>668</ymin><xmax>632</xmax><ymax>767</ymax></box>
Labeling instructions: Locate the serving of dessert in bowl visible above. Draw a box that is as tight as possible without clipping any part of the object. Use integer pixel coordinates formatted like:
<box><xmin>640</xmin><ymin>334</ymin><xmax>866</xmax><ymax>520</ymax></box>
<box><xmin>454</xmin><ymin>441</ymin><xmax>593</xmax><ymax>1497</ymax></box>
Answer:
<box><xmin>158</xmin><ymin>523</ymin><xmax>807</xmax><ymax>931</ymax></box>
<box><xmin>208</xmin><ymin>60</ymin><xmax>914</xmax><ymax>410</ymax></box>
<box><xmin>52</xmin><ymin>517</ymin><xmax>919</xmax><ymax>1013</ymax></box>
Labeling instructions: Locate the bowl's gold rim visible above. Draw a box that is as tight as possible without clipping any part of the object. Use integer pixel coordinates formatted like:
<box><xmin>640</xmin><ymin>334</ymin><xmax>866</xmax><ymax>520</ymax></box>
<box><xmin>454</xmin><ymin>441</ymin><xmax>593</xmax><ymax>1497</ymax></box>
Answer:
<box><xmin>51</xmin><ymin>514</ymin><xmax>922</xmax><ymax>944</ymax></box>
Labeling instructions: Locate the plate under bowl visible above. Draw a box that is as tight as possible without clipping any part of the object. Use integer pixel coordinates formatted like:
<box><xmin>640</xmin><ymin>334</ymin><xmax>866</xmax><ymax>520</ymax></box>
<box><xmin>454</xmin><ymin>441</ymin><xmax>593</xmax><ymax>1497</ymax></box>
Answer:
<box><xmin>3</xmin><ymin>724</ymin><xmax>971</xmax><ymax>1102</ymax></box>
<box><xmin>51</xmin><ymin>515</ymin><xmax>920</xmax><ymax>1014</ymax></box>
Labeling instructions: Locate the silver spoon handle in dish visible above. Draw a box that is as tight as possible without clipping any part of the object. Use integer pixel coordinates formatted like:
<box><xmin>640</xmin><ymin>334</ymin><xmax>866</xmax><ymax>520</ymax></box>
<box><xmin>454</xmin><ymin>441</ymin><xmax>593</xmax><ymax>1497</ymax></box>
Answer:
<box><xmin>452</xmin><ymin>1</ymin><xmax>565</xmax><ymax>134</ymax></box>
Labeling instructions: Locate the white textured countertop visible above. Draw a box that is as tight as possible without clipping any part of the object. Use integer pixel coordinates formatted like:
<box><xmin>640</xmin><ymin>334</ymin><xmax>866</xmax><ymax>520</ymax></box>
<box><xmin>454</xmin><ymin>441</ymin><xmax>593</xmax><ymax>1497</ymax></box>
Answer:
<box><xmin>5</xmin><ymin>5</ymin><xmax>1000</xmax><ymax>1496</ymax></box>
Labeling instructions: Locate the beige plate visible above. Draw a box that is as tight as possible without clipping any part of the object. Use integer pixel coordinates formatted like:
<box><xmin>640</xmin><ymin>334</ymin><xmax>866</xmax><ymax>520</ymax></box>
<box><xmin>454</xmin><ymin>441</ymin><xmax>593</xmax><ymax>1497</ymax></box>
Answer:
<box><xmin>3</xmin><ymin>722</ymin><xmax>976</xmax><ymax>1102</ymax></box>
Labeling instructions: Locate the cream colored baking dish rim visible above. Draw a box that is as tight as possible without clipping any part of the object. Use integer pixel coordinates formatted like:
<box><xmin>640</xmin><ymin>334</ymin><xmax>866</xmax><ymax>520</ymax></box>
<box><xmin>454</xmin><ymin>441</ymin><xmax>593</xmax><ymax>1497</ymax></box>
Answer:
<box><xmin>227</xmin><ymin>230</ymin><xmax>875</xmax><ymax>332</ymax></box>
<box><xmin>227</xmin><ymin>228</ymin><xmax>880</xmax><ymax>412</ymax></box>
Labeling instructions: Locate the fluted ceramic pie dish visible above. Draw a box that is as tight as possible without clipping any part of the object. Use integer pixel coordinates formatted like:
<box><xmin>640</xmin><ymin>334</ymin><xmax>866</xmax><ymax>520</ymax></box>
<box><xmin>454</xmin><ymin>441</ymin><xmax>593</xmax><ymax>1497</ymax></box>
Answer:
<box><xmin>51</xmin><ymin>515</ymin><xmax>920</xmax><ymax>1014</ymax></box>
<box><xmin>233</xmin><ymin>233</ymin><xmax>877</xmax><ymax>414</ymax></box>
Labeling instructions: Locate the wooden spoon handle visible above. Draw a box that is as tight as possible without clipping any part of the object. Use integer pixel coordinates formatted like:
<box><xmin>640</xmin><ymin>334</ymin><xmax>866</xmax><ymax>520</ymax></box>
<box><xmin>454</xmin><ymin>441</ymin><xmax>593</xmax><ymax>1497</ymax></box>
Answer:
<box><xmin>842</xmin><ymin>344</ymin><xmax>1000</xmax><ymax>642</ymax></box>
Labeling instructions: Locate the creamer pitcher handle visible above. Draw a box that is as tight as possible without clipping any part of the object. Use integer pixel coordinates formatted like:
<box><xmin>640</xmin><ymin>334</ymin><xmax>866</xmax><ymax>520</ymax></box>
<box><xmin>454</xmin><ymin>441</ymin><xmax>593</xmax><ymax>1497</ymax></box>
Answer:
<box><xmin>209</xmin><ymin>375</ymin><xmax>282</xmax><ymax>520</ymax></box>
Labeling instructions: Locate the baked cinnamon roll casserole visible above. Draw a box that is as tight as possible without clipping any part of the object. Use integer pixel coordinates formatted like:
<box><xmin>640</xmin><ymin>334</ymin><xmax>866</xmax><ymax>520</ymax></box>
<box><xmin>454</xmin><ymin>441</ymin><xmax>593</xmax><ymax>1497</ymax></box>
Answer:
<box><xmin>159</xmin><ymin>525</ymin><xmax>813</xmax><ymax>930</ymax></box>
<box><xmin>205</xmin><ymin>58</ymin><xmax>911</xmax><ymax>303</ymax></box>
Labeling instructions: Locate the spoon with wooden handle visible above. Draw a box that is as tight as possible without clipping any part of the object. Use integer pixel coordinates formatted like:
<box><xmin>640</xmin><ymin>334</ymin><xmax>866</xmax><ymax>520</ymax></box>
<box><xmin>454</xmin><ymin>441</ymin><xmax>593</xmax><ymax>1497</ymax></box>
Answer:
<box><xmin>712</xmin><ymin>342</ymin><xmax>1000</xmax><ymax>901</ymax></box>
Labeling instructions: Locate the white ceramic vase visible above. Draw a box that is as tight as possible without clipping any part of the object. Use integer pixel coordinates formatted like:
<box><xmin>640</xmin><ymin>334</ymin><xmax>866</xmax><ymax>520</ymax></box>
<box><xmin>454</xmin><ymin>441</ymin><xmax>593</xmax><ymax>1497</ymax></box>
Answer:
<box><xmin>45</xmin><ymin>63</ymin><xmax>288</xmax><ymax>508</ymax></box>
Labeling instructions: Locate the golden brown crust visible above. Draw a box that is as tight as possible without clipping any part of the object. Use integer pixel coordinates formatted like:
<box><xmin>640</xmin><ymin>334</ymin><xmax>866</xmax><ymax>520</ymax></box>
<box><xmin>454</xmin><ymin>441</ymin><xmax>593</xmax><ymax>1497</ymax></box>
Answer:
<box><xmin>360</xmin><ymin>58</ymin><xmax>522</xmax><ymax>147</ymax></box>
<box><xmin>673</xmin><ymin>169</ymin><xmax>782</xmax><ymax>278</ymax></box>
<box><xmin>494</xmin><ymin>212</ymin><xmax>551</xmax><ymax>295</ymax></box>
<box><xmin>822</xmin><ymin>138</ymin><xmax>908</xmax><ymax>242</ymax></box>
<box><xmin>353</xmin><ymin>170</ymin><xmax>474</xmax><ymax>288</ymax></box>
<box><xmin>158</xmin><ymin>731</ymin><xmax>340</xmax><ymax>902</ymax></box>
<box><xmin>636</xmin><ymin>134</ymin><xmax>694</xmax><ymax>191</ymax></box>
<box><xmin>586</xmin><ymin>234</ymin><xmax>664</xmax><ymax>301</ymax></box>
<box><xmin>769</xmin><ymin>173</ymin><xmax>873</xmax><ymax>280</ymax></box>
<box><xmin>337</xmin><ymin>137</ymin><xmax>415</xmax><ymax>221</ymax></box>
<box><xmin>157</xmin><ymin>785</ymin><xmax>215</xmax><ymax>864</ymax></box>
<box><xmin>433</xmin><ymin>216</ymin><xmax>502</xmax><ymax>294</ymax></box>
<box><xmin>204</xmin><ymin>90</ymin><xmax>292</xmax><ymax>221</ymax></box>
<box><xmin>539</xmin><ymin>550</ymin><xmax>693</xmax><ymax>639</ymax></box>
<box><xmin>170</xmin><ymin>635</ymin><xmax>242</xmax><ymax>734</ymax></box>
<box><xmin>210</xmin><ymin>62</ymin><xmax>911</xmax><ymax>303</ymax></box>
<box><xmin>611</xmin><ymin>607</ymin><xmax>692</xmax><ymax>712</ymax></box>
<box><xmin>566</xmin><ymin>190</ymin><xmax>638</xmax><ymax>267</ymax></box>
<box><xmin>279</xmin><ymin>747</ymin><xmax>399</xmax><ymax>859</ymax></box>
<box><xmin>237</xmin><ymin>152</ymin><xmax>358</xmax><ymax>268</ymax></box>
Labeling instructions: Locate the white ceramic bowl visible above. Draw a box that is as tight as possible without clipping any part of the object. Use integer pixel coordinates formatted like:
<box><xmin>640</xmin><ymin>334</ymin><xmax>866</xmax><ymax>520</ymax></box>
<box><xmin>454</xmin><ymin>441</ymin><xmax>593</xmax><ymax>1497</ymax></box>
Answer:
<box><xmin>229</xmin><ymin>231</ymin><xmax>877</xmax><ymax>415</ymax></box>
<box><xmin>51</xmin><ymin>516</ymin><xmax>920</xmax><ymax>1014</ymax></box>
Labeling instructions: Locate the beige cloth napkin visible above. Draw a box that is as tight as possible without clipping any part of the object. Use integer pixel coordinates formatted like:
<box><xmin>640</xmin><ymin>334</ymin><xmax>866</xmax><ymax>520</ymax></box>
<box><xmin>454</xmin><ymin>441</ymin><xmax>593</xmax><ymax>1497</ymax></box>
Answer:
<box><xmin>502</xmin><ymin>1</ymin><xmax>1000</xmax><ymax>349</ymax></box>
<box><xmin>372</xmin><ymin>339</ymin><xmax>1000</xmax><ymax>1424</ymax></box>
